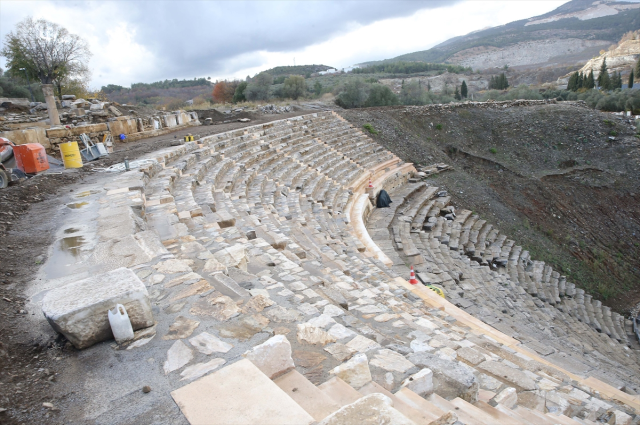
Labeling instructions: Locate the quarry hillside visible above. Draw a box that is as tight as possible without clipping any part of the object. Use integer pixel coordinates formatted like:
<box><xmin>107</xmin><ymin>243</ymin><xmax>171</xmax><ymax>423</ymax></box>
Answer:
<box><xmin>364</xmin><ymin>0</ymin><xmax>640</xmax><ymax>70</ymax></box>
<box><xmin>340</xmin><ymin>101</ymin><xmax>640</xmax><ymax>313</ymax></box>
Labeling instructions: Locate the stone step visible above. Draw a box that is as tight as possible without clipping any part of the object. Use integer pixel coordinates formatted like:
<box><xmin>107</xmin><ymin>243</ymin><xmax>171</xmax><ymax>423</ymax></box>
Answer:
<box><xmin>171</xmin><ymin>359</ymin><xmax>314</xmax><ymax>425</ymax></box>
<box><xmin>427</xmin><ymin>393</ymin><xmax>492</xmax><ymax>425</ymax></box>
<box><xmin>359</xmin><ymin>381</ymin><xmax>441</xmax><ymax>425</ymax></box>
<box><xmin>273</xmin><ymin>369</ymin><xmax>342</xmax><ymax>421</ymax></box>
<box><xmin>318</xmin><ymin>376</ymin><xmax>363</xmax><ymax>408</ymax></box>
<box><xmin>394</xmin><ymin>387</ymin><xmax>451</xmax><ymax>423</ymax></box>
<box><xmin>472</xmin><ymin>400</ymin><xmax>532</xmax><ymax>425</ymax></box>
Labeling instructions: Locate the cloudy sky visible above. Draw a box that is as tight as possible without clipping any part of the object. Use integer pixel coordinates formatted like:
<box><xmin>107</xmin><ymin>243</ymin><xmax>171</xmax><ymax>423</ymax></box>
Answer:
<box><xmin>0</xmin><ymin>0</ymin><xmax>570</xmax><ymax>88</ymax></box>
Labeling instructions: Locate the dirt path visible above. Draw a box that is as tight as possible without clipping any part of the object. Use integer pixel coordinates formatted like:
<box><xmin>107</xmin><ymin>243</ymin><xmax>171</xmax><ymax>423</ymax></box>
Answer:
<box><xmin>0</xmin><ymin>108</ymin><xmax>322</xmax><ymax>424</ymax></box>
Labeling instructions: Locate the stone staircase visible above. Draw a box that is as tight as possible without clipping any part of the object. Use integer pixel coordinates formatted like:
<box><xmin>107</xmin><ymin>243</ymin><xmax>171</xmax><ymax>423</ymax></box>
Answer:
<box><xmin>39</xmin><ymin>111</ymin><xmax>639</xmax><ymax>424</ymax></box>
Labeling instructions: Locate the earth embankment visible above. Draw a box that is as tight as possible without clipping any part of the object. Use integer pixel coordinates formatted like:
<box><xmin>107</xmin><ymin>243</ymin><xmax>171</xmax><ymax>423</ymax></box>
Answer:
<box><xmin>339</xmin><ymin>101</ymin><xmax>640</xmax><ymax>313</ymax></box>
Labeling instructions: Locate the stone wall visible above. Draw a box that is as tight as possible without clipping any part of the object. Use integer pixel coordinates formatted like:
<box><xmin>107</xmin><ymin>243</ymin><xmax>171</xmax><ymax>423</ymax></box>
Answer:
<box><xmin>45</xmin><ymin>123</ymin><xmax>110</xmax><ymax>151</ymax></box>
<box><xmin>0</xmin><ymin>127</ymin><xmax>50</xmax><ymax>150</ymax></box>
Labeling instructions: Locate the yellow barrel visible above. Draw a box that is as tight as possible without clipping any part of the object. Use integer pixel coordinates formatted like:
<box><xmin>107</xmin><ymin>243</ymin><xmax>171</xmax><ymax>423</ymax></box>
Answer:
<box><xmin>60</xmin><ymin>142</ymin><xmax>83</xmax><ymax>169</ymax></box>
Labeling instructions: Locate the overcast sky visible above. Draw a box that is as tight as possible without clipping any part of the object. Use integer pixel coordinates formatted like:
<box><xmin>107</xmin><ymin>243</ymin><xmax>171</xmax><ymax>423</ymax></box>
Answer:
<box><xmin>0</xmin><ymin>0</ymin><xmax>570</xmax><ymax>88</ymax></box>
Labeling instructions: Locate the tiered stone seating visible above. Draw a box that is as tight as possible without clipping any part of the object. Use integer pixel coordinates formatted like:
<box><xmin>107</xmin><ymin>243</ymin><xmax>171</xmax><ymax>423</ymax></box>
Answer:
<box><xmin>366</xmin><ymin>182</ymin><xmax>640</xmax><ymax>397</ymax></box>
<box><xmin>42</xmin><ymin>111</ymin><xmax>640</xmax><ymax>424</ymax></box>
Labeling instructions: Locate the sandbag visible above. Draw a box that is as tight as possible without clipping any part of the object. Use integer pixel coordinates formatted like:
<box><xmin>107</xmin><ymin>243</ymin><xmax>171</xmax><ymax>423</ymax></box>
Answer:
<box><xmin>376</xmin><ymin>190</ymin><xmax>392</xmax><ymax>208</ymax></box>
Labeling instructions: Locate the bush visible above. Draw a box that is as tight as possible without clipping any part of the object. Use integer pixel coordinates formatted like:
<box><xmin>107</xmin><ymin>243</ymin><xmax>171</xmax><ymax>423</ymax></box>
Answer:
<box><xmin>363</xmin><ymin>123</ymin><xmax>378</xmax><ymax>134</ymax></box>
<box><xmin>364</xmin><ymin>84</ymin><xmax>398</xmax><ymax>107</ymax></box>
<box><xmin>489</xmin><ymin>147</ymin><xmax>497</xmax><ymax>154</ymax></box>
<box><xmin>435</xmin><ymin>124</ymin><xmax>443</xmax><ymax>130</ymax></box>
<box><xmin>335</xmin><ymin>79</ymin><xmax>370</xmax><ymax>109</ymax></box>
<box><xmin>283</xmin><ymin>75</ymin><xmax>305</xmax><ymax>100</ymax></box>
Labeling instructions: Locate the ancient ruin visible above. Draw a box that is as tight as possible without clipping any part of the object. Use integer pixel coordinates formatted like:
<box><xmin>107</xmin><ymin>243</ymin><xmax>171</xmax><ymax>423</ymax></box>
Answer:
<box><xmin>17</xmin><ymin>107</ymin><xmax>639</xmax><ymax>423</ymax></box>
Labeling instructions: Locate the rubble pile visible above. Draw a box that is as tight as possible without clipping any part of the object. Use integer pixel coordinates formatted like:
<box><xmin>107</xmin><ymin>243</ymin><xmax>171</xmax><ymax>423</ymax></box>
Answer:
<box><xmin>259</xmin><ymin>104</ymin><xmax>294</xmax><ymax>114</ymax></box>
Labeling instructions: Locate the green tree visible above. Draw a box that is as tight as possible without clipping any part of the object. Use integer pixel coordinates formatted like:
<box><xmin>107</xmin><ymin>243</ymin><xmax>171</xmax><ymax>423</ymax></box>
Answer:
<box><xmin>629</xmin><ymin>69</ymin><xmax>634</xmax><ymax>89</ymax></box>
<box><xmin>635</xmin><ymin>56</ymin><xmax>640</xmax><ymax>80</ymax></box>
<box><xmin>244</xmin><ymin>73</ymin><xmax>273</xmax><ymax>101</ymax></box>
<box><xmin>460</xmin><ymin>80</ymin><xmax>468</xmax><ymax>98</ymax></box>
<box><xmin>233</xmin><ymin>81</ymin><xmax>248</xmax><ymax>102</ymax></box>
<box><xmin>454</xmin><ymin>86</ymin><xmax>461</xmax><ymax>100</ymax></box>
<box><xmin>1</xmin><ymin>16</ymin><xmax>91</xmax><ymax>98</ymax></box>
<box><xmin>283</xmin><ymin>75</ymin><xmax>305</xmax><ymax>100</ymax></box>
<box><xmin>364</xmin><ymin>84</ymin><xmax>398</xmax><ymax>107</ymax></box>
<box><xmin>313</xmin><ymin>81</ymin><xmax>322</xmax><ymax>96</ymax></box>
<box><xmin>567</xmin><ymin>72</ymin><xmax>579</xmax><ymax>91</ymax></box>
<box><xmin>598</xmin><ymin>59</ymin><xmax>610</xmax><ymax>90</ymax></box>
<box><xmin>585</xmin><ymin>70</ymin><xmax>595</xmax><ymax>89</ymax></box>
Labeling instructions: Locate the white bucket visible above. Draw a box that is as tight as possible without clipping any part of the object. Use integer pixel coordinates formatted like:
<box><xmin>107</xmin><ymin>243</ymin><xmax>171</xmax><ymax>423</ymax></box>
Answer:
<box><xmin>108</xmin><ymin>304</ymin><xmax>134</xmax><ymax>343</ymax></box>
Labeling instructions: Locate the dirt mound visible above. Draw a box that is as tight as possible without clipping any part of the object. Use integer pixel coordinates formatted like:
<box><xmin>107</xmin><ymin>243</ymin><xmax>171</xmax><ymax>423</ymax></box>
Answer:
<box><xmin>339</xmin><ymin>101</ymin><xmax>640</xmax><ymax>313</ymax></box>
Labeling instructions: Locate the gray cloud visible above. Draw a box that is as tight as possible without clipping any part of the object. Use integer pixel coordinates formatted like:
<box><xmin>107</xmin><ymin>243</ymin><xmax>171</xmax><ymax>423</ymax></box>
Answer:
<box><xmin>69</xmin><ymin>1</ymin><xmax>457</xmax><ymax>81</ymax></box>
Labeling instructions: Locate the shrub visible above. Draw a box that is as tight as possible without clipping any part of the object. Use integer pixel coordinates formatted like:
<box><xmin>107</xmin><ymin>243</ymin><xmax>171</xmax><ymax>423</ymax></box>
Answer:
<box><xmin>364</xmin><ymin>84</ymin><xmax>398</xmax><ymax>107</ymax></box>
<box><xmin>283</xmin><ymin>75</ymin><xmax>305</xmax><ymax>100</ymax></box>
<box><xmin>363</xmin><ymin>123</ymin><xmax>378</xmax><ymax>134</ymax></box>
<box><xmin>435</xmin><ymin>124</ymin><xmax>443</xmax><ymax>130</ymax></box>
<box><xmin>489</xmin><ymin>147</ymin><xmax>497</xmax><ymax>154</ymax></box>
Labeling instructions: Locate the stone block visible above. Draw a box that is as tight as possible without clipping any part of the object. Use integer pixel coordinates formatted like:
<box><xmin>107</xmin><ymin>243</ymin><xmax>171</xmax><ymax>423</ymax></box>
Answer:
<box><xmin>243</xmin><ymin>335</ymin><xmax>295</xmax><ymax>379</ymax></box>
<box><xmin>408</xmin><ymin>352</ymin><xmax>478</xmax><ymax>402</ymax></box>
<box><xmin>489</xmin><ymin>387</ymin><xmax>517</xmax><ymax>409</ymax></box>
<box><xmin>329</xmin><ymin>353</ymin><xmax>372</xmax><ymax>389</ymax></box>
<box><xmin>477</xmin><ymin>361</ymin><xmax>536</xmax><ymax>391</ymax></box>
<box><xmin>41</xmin><ymin>267</ymin><xmax>153</xmax><ymax>349</ymax></box>
<box><xmin>401</xmin><ymin>368</ymin><xmax>434</xmax><ymax>396</ymax></box>
<box><xmin>319</xmin><ymin>393</ymin><xmax>414</xmax><ymax>425</ymax></box>
<box><xmin>212</xmin><ymin>244</ymin><xmax>247</xmax><ymax>271</ymax></box>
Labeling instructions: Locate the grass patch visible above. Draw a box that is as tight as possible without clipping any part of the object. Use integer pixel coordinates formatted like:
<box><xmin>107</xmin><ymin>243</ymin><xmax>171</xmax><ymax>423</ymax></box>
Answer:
<box><xmin>363</xmin><ymin>123</ymin><xmax>378</xmax><ymax>135</ymax></box>
<box><xmin>603</xmin><ymin>119</ymin><xmax>614</xmax><ymax>127</ymax></box>
<box><xmin>435</xmin><ymin>124</ymin><xmax>443</xmax><ymax>130</ymax></box>
<box><xmin>489</xmin><ymin>147</ymin><xmax>497</xmax><ymax>154</ymax></box>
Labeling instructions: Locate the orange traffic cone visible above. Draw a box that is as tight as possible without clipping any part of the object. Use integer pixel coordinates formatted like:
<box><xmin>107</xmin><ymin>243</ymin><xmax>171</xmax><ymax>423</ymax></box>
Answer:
<box><xmin>368</xmin><ymin>179</ymin><xmax>373</xmax><ymax>188</ymax></box>
<box><xmin>409</xmin><ymin>266</ymin><xmax>419</xmax><ymax>285</ymax></box>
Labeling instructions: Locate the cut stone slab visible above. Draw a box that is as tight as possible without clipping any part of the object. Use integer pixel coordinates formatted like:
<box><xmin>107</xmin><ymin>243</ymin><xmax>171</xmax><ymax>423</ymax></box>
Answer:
<box><xmin>264</xmin><ymin>306</ymin><xmax>303</xmax><ymax>323</ymax></box>
<box><xmin>242</xmin><ymin>295</ymin><xmax>274</xmax><ymax>313</ymax></box>
<box><xmin>324</xmin><ymin>343</ymin><xmax>357</xmax><ymax>362</ymax></box>
<box><xmin>189</xmin><ymin>332</ymin><xmax>233</xmax><ymax>354</ymax></box>
<box><xmin>171</xmin><ymin>280</ymin><xmax>212</xmax><ymax>302</ymax></box>
<box><xmin>243</xmin><ymin>335</ymin><xmax>295</xmax><ymax>379</ymax></box>
<box><xmin>297</xmin><ymin>324</ymin><xmax>337</xmax><ymax>346</ymax></box>
<box><xmin>155</xmin><ymin>259</ymin><xmax>193</xmax><ymax>274</ymax></box>
<box><xmin>41</xmin><ymin>267</ymin><xmax>153</xmax><ymax>349</ymax></box>
<box><xmin>477</xmin><ymin>361</ymin><xmax>536</xmax><ymax>391</ymax></box>
<box><xmin>212</xmin><ymin>244</ymin><xmax>248</xmax><ymax>272</ymax></box>
<box><xmin>202</xmin><ymin>257</ymin><xmax>228</xmax><ymax>274</ymax></box>
<box><xmin>408</xmin><ymin>352</ymin><xmax>478</xmax><ymax>403</ymax></box>
<box><xmin>401</xmin><ymin>368</ymin><xmax>434</xmax><ymax>396</ymax></box>
<box><xmin>374</xmin><ymin>313</ymin><xmax>399</xmax><ymax>322</ymax></box>
<box><xmin>370</xmin><ymin>349</ymin><xmax>415</xmax><ymax>373</ymax></box>
<box><xmin>318</xmin><ymin>393</ymin><xmax>415</xmax><ymax>425</ymax></box>
<box><xmin>306</xmin><ymin>314</ymin><xmax>337</xmax><ymax>329</ymax></box>
<box><xmin>329</xmin><ymin>353</ymin><xmax>372</xmax><ymax>389</ymax></box>
<box><xmin>180</xmin><ymin>358</ymin><xmax>226</xmax><ymax>381</ymax></box>
<box><xmin>164</xmin><ymin>340</ymin><xmax>193</xmax><ymax>374</ymax></box>
<box><xmin>346</xmin><ymin>335</ymin><xmax>381</xmax><ymax>353</ymax></box>
<box><xmin>323</xmin><ymin>304</ymin><xmax>345</xmax><ymax>317</ymax></box>
<box><xmin>163</xmin><ymin>316</ymin><xmax>199</xmax><ymax>340</ymax></box>
<box><xmin>171</xmin><ymin>359</ymin><xmax>314</xmax><ymax>425</ymax></box>
<box><xmin>327</xmin><ymin>323</ymin><xmax>357</xmax><ymax>340</ymax></box>
<box><xmin>456</xmin><ymin>346</ymin><xmax>485</xmax><ymax>366</ymax></box>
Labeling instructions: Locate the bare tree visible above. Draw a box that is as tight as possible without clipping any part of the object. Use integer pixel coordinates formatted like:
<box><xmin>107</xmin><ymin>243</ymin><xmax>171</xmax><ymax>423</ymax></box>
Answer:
<box><xmin>1</xmin><ymin>16</ymin><xmax>91</xmax><ymax>97</ymax></box>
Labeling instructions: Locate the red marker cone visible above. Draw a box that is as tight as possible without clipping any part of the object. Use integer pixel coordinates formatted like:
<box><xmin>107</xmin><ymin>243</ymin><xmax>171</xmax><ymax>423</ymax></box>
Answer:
<box><xmin>368</xmin><ymin>179</ymin><xmax>373</xmax><ymax>188</ymax></box>
<box><xmin>409</xmin><ymin>266</ymin><xmax>419</xmax><ymax>285</ymax></box>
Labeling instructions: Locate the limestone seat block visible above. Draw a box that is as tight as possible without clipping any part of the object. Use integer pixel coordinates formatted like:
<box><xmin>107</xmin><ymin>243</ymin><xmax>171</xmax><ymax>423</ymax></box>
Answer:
<box><xmin>243</xmin><ymin>334</ymin><xmax>295</xmax><ymax>379</ymax></box>
<box><xmin>318</xmin><ymin>393</ymin><xmax>415</xmax><ymax>425</ymax></box>
<box><xmin>41</xmin><ymin>267</ymin><xmax>153</xmax><ymax>349</ymax></box>
<box><xmin>273</xmin><ymin>370</ymin><xmax>342</xmax><ymax>421</ymax></box>
<box><xmin>171</xmin><ymin>358</ymin><xmax>314</xmax><ymax>425</ymax></box>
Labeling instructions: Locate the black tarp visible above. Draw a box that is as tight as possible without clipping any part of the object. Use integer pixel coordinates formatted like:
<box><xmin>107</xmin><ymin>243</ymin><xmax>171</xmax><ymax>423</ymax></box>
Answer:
<box><xmin>376</xmin><ymin>190</ymin><xmax>392</xmax><ymax>208</ymax></box>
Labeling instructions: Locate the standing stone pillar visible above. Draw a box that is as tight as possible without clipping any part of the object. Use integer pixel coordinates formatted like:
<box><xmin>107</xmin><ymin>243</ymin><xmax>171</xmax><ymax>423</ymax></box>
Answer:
<box><xmin>41</xmin><ymin>84</ymin><xmax>60</xmax><ymax>126</ymax></box>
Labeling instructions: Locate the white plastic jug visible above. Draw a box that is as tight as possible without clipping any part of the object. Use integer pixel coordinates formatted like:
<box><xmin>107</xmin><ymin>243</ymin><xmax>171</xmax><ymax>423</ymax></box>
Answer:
<box><xmin>108</xmin><ymin>304</ymin><xmax>134</xmax><ymax>343</ymax></box>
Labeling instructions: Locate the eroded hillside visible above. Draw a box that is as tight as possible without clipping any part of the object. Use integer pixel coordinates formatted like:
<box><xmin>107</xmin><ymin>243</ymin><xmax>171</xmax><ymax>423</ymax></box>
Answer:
<box><xmin>339</xmin><ymin>101</ymin><xmax>640</xmax><ymax>313</ymax></box>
